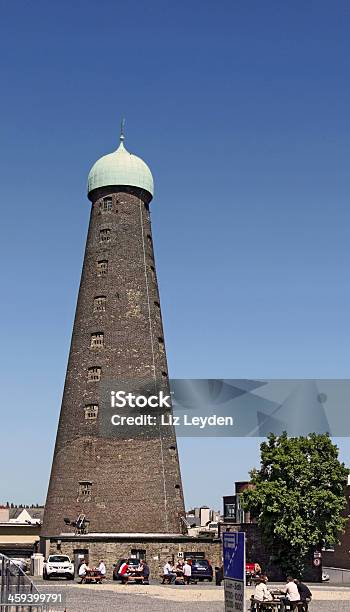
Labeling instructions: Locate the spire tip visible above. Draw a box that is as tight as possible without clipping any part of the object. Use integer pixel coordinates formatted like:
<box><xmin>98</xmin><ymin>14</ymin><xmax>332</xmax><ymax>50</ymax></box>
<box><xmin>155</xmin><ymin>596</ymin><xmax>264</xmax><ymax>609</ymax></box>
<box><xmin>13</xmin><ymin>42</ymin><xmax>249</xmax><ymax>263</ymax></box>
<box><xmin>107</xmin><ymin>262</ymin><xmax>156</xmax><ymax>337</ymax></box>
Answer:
<box><xmin>120</xmin><ymin>117</ymin><xmax>126</xmax><ymax>143</ymax></box>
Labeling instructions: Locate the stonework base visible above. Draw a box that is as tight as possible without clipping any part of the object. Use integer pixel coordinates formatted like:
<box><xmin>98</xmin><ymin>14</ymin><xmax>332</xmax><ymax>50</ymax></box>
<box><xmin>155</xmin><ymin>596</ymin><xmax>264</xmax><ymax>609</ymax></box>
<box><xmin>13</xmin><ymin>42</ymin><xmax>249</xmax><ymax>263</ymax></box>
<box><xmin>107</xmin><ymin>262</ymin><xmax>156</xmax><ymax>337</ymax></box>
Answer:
<box><xmin>40</xmin><ymin>534</ymin><xmax>222</xmax><ymax>580</ymax></box>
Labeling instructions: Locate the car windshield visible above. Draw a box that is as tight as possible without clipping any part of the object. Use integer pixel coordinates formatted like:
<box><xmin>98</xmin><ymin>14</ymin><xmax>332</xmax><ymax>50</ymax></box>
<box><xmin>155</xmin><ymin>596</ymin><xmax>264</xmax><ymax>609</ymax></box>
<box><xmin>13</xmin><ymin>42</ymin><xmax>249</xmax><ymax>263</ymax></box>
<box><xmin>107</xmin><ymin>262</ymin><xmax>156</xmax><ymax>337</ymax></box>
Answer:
<box><xmin>193</xmin><ymin>560</ymin><xmax>209</xmax><ymax>568</ymax></box>
<box><xmin>49</xmin><ymin>556</ymin><xmax>70</xmax><ymax>563</ymax></box>
<box><xmin>128</xmin><ymin>559</ymin><xmax>140</xmax><ymax>566</ymax></box>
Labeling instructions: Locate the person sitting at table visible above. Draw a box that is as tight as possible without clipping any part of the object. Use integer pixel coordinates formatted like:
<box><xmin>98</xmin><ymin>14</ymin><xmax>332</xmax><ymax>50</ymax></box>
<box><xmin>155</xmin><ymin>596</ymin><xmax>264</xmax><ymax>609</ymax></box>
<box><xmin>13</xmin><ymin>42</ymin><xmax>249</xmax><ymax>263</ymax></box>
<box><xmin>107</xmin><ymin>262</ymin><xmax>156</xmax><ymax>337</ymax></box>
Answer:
<box><xmin>163</xmin><ymin>560</ymin><xmax>176</xmax><ymax>583</ymax></box>
<box><xmin>118</xmin><ymin>560</ymin><xmax>130</xmax><ymax>584</ymax></box>
<box><xmin>176</xmin><ymin>561</ymin><xmax>184</xmax><ymax>574</ymax></box>
<box><xmin>136</xmin><ymin>560</ymin><xmax>143</xmax><ymax>573</ymax></box>
<box><xmin>98</xmin><ymin>559</ymin><xmax>106</xmax><ymax>579</ymax></box>
<box><xmin>78</xmin><ymin>560</ymin><xmax>89</xmax><ymax>584</ymax></box>
<box><xmin>254</xmin><ymin>575</ymin><xmax>273</xmax><ymax>602</ymax></box>
<box><xmin>140</xmin><ymin>560</ymin><xmax>150</xmax><ymax>583</ymax></box>
<box><xmin>280</xmin><ymin>576</ymin><xmax>301</xmax><ymax>610</ymax></box>
<box><xmin>295</xmin><ymin>579</ymin><xmax>312</xmax><ymax>611</ymax></box>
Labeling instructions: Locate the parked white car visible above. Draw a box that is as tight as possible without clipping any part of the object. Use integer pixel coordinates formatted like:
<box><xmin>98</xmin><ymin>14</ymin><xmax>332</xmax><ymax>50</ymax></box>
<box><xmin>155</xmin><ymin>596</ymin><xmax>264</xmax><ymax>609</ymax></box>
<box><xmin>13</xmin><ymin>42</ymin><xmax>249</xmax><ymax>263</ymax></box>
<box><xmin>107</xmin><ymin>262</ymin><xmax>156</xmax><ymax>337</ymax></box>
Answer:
<box><xmin>43</xmin><ymin>554</ymin><xmax>74</xmax><ymax>580</ymax></box>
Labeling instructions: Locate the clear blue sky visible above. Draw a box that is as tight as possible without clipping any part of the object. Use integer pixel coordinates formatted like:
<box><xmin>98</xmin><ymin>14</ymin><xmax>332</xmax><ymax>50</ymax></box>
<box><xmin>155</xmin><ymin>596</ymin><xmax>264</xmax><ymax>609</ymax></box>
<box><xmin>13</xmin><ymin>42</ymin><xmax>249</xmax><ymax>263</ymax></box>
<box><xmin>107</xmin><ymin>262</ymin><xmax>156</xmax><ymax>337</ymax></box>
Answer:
<box><xmin>1</xmin><ymin>1</ymin><xmax>350</xmax><ymax>510</ymax></box>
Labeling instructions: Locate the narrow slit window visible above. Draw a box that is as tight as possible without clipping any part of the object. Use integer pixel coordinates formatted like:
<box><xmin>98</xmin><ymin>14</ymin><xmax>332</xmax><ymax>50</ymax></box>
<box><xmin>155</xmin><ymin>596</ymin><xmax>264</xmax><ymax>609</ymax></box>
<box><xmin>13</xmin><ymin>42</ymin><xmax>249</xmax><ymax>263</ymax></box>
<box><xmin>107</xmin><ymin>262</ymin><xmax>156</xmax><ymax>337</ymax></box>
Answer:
<box><xmin>99</xmin><ymin>228</ymin><xmax>111</xmax><ymax>243</ymax></box>
<box><xmin>97</xmin><ymin>260</ymin><xmax>108</xmax><ymax>276</ymax></box>
<box><xmin>158</xmin><ymin>337</ymin><xmax>165</xmax><ymax>353</ymax></box>
<box><xmin>100</xmin><ymin>198</ymin><xmax>112</xmax><ymax>212</ymax></box>
<box><xmin>87</xmin><ymin>367</ymin><xmax>101</xmax><ymax>382</ymax></box>
<box><xmin>94</xmin><ymin>296</ymin><xmax>106</xmax><ymax>312</ymax></box>
<box><xmin>90</xmin><ymin>333</ymin><xmax>104</xmax><ymax>348</ymax></box>
<box><xmin>78</xmin><ymin>481</ymin><xmax>92</xmax><ymax>498</ymax></box>
<box><xmin>84</xmin><ymin>404</ymin><xmax>99</xmax><ymax>420</ymax></box>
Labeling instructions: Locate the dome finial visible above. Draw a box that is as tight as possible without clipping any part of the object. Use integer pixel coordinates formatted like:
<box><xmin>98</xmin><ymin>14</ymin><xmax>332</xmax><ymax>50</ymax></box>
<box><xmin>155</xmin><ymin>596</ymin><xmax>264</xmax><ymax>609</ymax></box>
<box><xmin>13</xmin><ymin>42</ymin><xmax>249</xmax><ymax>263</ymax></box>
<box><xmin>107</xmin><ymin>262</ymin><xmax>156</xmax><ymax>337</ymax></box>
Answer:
<box><xmin>120</xmin><ymin>117</ymin><xmax>126</xmax><ymax>144</ymax></box>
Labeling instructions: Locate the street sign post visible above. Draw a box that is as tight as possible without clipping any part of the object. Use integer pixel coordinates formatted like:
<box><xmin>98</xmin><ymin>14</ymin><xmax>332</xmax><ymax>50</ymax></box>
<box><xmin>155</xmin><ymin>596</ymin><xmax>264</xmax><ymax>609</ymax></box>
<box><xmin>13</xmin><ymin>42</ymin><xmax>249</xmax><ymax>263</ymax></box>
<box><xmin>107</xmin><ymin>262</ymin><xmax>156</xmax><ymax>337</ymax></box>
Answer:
<box><xmin>223</xmin><ymin>531</ymin><xmax>246</xmax><ymax>612</ymax></box>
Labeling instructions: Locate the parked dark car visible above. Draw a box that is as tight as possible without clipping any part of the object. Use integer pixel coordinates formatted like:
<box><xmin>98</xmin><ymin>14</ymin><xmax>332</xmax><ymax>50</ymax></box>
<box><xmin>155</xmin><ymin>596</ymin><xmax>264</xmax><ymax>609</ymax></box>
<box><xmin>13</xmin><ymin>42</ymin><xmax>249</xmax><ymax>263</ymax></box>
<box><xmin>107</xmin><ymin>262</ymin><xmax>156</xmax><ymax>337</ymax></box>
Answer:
<box><xmin>112</xmin><ymin>558</ymin><xmax>141</xmax><ymax>581</ymax></box>
<box><xmin>190</xmin><ymin>559</ymin><xmax>213</xmax><ymax>582</ymax></box>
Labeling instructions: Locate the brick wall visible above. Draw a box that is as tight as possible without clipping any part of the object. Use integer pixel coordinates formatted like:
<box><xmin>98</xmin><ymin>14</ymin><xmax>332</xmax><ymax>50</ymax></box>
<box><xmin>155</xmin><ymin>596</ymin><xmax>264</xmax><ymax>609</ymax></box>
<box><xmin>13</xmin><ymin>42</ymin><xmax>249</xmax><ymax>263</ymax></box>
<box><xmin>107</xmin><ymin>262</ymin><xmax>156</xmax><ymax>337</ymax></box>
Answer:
<box><xmin>42</xmin><ymin>187</ymin><xmax>185</xmax><ymax>537</ymax></box>
<box><xmin>323</xmin><ymin>485</ymin><xmax>350</xmax><ymax>570</ymax></box>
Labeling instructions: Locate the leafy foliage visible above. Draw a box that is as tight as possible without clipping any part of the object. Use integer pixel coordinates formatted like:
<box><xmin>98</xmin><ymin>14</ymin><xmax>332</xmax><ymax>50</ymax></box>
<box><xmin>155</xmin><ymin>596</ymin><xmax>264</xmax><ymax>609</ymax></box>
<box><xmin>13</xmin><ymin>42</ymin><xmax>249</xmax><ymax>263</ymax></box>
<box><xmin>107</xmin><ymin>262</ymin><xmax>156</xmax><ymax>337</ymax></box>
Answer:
<box><xmin>240</xmin><ymin>433</ymin><xmax>349</xmax><ymax>577</ymax></box>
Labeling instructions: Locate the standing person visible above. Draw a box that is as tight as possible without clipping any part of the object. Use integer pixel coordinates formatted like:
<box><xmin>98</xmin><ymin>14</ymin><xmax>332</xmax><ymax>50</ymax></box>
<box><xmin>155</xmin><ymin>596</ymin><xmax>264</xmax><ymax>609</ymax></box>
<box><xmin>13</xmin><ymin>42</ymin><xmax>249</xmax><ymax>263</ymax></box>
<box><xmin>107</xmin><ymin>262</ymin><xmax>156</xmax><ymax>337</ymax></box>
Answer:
<box><xmin>254</xmin><ymin>576</ymin><xmax>273</xmax><ymax>602</ymax></box>
<box><xmin>254</xmin><ymin>563</ymin><xmax>262</xmax><ymax>576</ymax></box>
<box><xmin>215</xmin><ymin>563</ymin><xmax>223</xmax><ymax>586</ymax></box>
<box><xmin>295</xmin><ymin>579</ymin><xmax>312</xmax><ymax>611</ymax></box>
<box><xmin>280</xmin><ymin>576</ymin><xmax>301</xmax><ymax>611</ymax></box>
<box><xmin>78</xmin><ymin>560</ymin><xmax>89</xmax><ymax>584</ymax></box>
<box><xmin>183</xmin><ymin>560</ymin><xmax>192</xmax><ymax>585</ymax></box>
<box><xmin>163</xmin><ymin>560</ymin><xmax>176</xmax><ymax>583</ymax></box>
<box><xmin>98</xmin><ymin>559</ymin><xmax>106</xmax><ymax>579</ymax></box>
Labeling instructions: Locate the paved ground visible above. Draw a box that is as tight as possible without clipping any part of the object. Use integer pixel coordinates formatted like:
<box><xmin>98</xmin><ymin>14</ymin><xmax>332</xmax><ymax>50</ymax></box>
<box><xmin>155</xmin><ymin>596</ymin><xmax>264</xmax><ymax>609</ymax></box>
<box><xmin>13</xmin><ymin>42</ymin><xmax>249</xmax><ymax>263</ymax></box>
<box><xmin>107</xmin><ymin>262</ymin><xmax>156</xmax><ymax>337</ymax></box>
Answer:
<box><xmin>33</xmin><ymin>578</ymin><xmax>350</xmax><ymax>611</ymax></box>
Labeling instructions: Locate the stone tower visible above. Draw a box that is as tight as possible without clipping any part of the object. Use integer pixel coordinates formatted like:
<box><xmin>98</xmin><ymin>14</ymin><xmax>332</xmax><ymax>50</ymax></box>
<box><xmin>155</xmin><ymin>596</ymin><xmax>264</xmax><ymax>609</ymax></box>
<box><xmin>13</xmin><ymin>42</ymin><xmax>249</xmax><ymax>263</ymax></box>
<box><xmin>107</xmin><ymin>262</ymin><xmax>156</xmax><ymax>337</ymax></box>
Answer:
<box><xmin>42</xmin><ymin>129</ymin><xmax>185</xmax><ymax>536</ymax></box>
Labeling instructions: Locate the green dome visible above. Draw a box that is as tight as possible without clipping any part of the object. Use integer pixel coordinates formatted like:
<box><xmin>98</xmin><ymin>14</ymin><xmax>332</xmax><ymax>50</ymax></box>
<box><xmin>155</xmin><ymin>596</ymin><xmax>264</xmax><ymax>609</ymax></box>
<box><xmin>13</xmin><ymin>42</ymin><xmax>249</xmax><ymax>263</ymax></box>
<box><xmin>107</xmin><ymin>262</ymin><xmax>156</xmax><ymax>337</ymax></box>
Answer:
<box><xmin>88</xmin><ymin>140</ymin><xmax>154</xmax><ymax>198</ymax></box>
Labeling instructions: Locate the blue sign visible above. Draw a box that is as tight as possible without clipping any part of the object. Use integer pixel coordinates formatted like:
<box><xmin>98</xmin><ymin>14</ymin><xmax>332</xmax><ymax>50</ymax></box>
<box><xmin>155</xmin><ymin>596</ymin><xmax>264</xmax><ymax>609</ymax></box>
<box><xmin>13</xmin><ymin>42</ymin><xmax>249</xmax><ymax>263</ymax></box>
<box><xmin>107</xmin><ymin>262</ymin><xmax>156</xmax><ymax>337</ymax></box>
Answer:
<box><xmin>223</xmin><ymin>531</ymin><xmax>245</xmax><ymax>581</ymax></box>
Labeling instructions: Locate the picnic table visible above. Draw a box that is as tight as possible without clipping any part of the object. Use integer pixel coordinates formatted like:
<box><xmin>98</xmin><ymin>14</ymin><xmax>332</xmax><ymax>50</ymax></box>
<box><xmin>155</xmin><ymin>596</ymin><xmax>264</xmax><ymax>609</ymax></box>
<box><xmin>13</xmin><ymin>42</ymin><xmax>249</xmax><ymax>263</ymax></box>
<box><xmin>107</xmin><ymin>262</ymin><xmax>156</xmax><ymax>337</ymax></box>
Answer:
<box><xmin>250</xmin><ymin>594</ymin><xmax>305</xmax><ymax>611</ymax></box>
<box><xmin>122</xmin><ymin>570</ymin><xmax>146</xmax><ymax>584</ymax></box>
<box><xmin>82</xmin><ymin>569</ymin><xmax>103</xmax><ymax>584</ymax></box>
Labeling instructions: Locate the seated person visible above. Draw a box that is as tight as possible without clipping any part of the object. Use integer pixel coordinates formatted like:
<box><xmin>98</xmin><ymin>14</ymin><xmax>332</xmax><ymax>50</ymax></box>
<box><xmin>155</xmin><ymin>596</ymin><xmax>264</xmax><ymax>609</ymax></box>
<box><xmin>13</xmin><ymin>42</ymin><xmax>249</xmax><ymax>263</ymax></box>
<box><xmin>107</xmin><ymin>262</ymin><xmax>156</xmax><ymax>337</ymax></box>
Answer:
<box><xmin>295</xmin><ymin>579</ymin><xmax>312</xmax><ymax>611</ymax></box>
<box><xmin>78</xmin><ymin>560</ymin><xmax>89</xmax><ymax>583</ymax></box>
<box><xmin>254</xmin><ymin>575</ymin><xmax>273</xmax><ymax>602</ymax></box>
<box><xmin>136</xmin><ymin>561</ymin><xmax>144</xmax><ymax>574</ymax></box>
<box><xmin>280</xmin><ymin>576</ymin><xmax>301</xmax><ymax>610</ymax></box>
<box><xmin>163</xmin><ymin>560</ymin><xmax>176</xmax><ymax>583</ymax></box>
<box><xmin>175</xmin><ymin>561</ymin><xmax>184</xmax><ymax>578</ymax></box>
<box><xmin>141</xmin><ymin>560</ymin><xmax>150</xmax><ymax>583</ymax></box>
<box><xmin>118</xmin><ymin>560</ymin><xmax>130</xmax><ymax>584</ymax></box>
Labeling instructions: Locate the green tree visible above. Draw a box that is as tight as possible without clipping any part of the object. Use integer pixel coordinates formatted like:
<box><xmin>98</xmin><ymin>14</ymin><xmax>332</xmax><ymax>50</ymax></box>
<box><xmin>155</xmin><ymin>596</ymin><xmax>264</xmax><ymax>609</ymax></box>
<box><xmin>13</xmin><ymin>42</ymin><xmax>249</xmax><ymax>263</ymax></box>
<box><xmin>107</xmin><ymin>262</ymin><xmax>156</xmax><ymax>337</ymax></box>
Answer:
<box><xmin>240</xmin><ymin>433</ymin><xmax>349</xmax><ymax>577</ymax></box>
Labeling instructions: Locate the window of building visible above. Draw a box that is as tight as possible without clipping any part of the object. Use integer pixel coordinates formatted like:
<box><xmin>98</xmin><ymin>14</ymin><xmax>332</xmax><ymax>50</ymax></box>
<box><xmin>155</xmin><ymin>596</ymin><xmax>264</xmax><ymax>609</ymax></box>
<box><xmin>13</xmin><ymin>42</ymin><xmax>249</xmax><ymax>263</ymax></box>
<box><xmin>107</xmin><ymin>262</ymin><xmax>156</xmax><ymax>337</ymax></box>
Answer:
<box><xmin>130</xmin><ymin>549</ymin><xmax>146</xmax><ymax>560</ymax></box>
<box><xmin>100</xmin><ymin>198</ymin><xmax>112</xmax><ymax>212</ymax></box>
<box><xmin>224</xmin><ymin>503</ymin><xmax>236</xmax><ymax>520</ymax></box>
<box><xmin>78</xmin><ymin>481</ymin><xmax>92</xmax><ymax>498</ymax></box>
<box><xmin>94</xmin><ymin>296</ymin><xmax>106</xmax><ymax>312</ymax></box>
<box><xmin>158</xmin><ymin>337</ymin><xmax>165</xmax><ymax>353</ymax></box>
<box><xmin>150</xmin><ymin>265</ymin><xmax>156</xmax><ymax>282</ymax></box>
<box><xmin>87</xmin><ymin>367</ymin><xmax>101</xmax><ymax>382</ymax></box>
<box><xmin>84</xmin><ymin>404</ymin><xmax>99</xmax><ymax>420</ymax></box>
<box><xmin>97</xmin><ymin>260</ymin><xmax>108</xmax><ymax>276</ymax></box>
<box><xmin>99</xmin><ymin>228</ymin><xmax>111</xmax><ymax>243</ymax></box>
<box><xmin>154</xmin><ymin>300</ymin><xmax>160</xmax><ymax>309</ymax></box>
<box><xmin>90</xmin><ymin>333</ymin><xmax>104</xmax><ymax>349</ymax></box>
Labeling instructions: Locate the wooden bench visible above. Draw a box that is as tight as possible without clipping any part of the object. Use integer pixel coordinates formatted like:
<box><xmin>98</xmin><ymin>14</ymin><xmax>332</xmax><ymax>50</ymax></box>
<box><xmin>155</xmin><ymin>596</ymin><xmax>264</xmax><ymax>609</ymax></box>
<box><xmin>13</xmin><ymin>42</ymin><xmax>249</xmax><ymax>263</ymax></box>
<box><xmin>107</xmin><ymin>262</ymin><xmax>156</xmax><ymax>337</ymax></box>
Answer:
<box><xmin>160</xmin><ymin>574</ymin><xmax>173</xmax><ymax>584</ymax></box>
<box><xmin>121</xmin><ymin>574</ymin><xmax>145</xmax><ymax>585</ymax></box>
<box><xmin>250</xmin><ymin>599</ymin><xmax>282</xmax><ymax>611</ymax></box>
